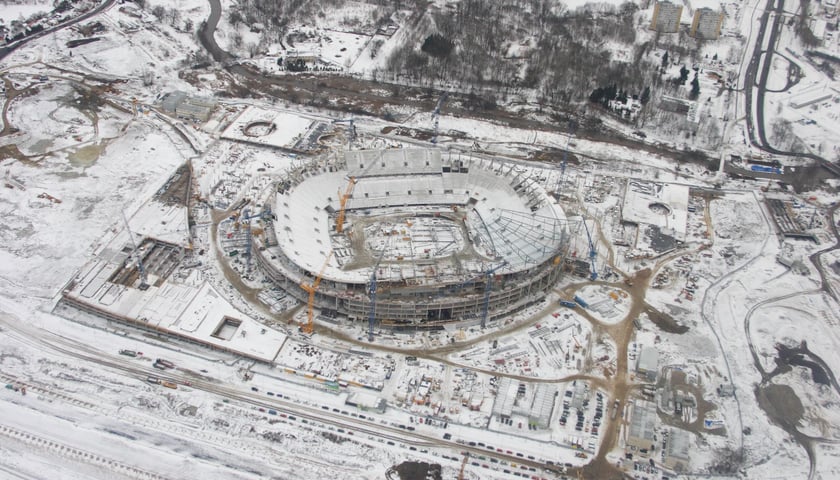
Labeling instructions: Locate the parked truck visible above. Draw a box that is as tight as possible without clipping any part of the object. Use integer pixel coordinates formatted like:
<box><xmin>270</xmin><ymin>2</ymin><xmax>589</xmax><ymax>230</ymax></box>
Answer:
<box><xmin>573</xmin><ymin>295</ymin><xmax>589</xmax><ymax>309</ymax></box>
<box><xmin>155</xmin><ymin>359</ymin><xmax>175</xmax><ymax>369</ymax></box>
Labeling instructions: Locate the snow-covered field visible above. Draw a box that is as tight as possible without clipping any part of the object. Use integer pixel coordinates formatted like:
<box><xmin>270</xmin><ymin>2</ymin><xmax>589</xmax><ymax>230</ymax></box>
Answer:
<box><xmin>0</xmin><ymin>0</ymin><xmax>839</xmax><ymax>479</ymax></box>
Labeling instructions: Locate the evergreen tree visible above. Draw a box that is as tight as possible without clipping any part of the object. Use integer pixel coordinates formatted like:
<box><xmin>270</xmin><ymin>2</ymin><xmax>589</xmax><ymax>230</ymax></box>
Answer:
<box><xmin>689</xmin><ymin>73</ymin><xmax>700</xmax><ymax>100</ymax></box>
<box><xmin>640</xmin><ymin>86</ymin><xmax>651</xmax><ymax>105</ymax></box>
<box><xmin>679</xmin><ymin>65</ymin><xmax>690</xmax><ymax>85</ymax></box>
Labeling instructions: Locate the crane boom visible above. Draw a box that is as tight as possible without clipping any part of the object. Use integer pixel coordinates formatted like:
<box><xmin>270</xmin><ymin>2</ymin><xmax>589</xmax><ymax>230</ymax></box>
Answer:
<box><xmin>300</xmin><ymin>250</ymin><xmax>334</xmax><ymax>335</ymax></box>
<box><xmin>431</xmin><ymin>92</ymin><xmax>448</xmax><ymax>145</ymax></box>
<box><xmin>121</xmin><ymin>210</ymin><xmax>149</xmax><ymax>290</ymax></box>
<box><xmin>367</xmin><ymin>246</ymin><xmax>388</xmax><ymax>342</ymax></box>
<box><xmin>583</xmin><ymin>219</ymin><xmax>598</xmax><ymax>281</ymax></box>
<box><xmin>332</xmin><ymin>118</ymin><xmax>356</xmax><ymax>149</ymax></box>
<box><xmin>240</xmin><ymin>207</ymin><xmax>273</xmax><ymax>273</ymax></box>
<box><xmin>480</xmin><ymin>261</ymin><xmax>507</xmax><ymax>329</ymax></box>
<box><xmin>458</xmin><ymin>452</ymin><xmax>469</xmax><ymax>480</ymax></box>
<box><xmin>556</xmin><ymin>121</ymin><xmax>575</xmax><ymax>196</ymax></box>
<box><xmin>335</xmin><ymin>177</ymin><xmax>357</xmax><ymax>234</ymax></box>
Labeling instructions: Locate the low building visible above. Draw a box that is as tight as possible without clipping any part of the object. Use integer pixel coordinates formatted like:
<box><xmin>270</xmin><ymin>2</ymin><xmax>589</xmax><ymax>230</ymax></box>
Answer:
<box><xmin>664</xmin><ymin>428</ymin><xmax>691</xmax><ymax>471</ymax></box>
<box><xmin>160</xmin><ymin>91</ymin><xmax>216</xmax><ymax>123</ymax></box>
<box><xmin>627</xmin><ymin>401</ymin><xmax>658</xmax><ymax>452</ymax></box>
<box><xmin>346</xmin><ymin>391</ymin><xmax>386</xmax><ymax>414</ymax></box>
<box><xmin>529</xmin><ymin>385</ymin><xmax>557</xmax><ymax>429</ymax></box>
<box><xmin>636</xmin><ymin>346</ymin><xmax>659</xmax><ymax>382</ymax></box>
<box><xmin>492</xmin><ymin>377</ymin><xmax>517</xmax><ymax>422</ymax></box>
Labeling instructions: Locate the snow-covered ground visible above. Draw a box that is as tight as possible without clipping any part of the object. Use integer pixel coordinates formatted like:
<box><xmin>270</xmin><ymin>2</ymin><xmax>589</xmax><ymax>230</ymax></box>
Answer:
<box><xmin>1</xmin><ymin>0</ymin><xmax>839</xmax><ymax>479</ymax></box>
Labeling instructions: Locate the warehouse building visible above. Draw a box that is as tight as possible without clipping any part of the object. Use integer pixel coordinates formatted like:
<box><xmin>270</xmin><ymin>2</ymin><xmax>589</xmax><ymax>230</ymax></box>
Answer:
<box><xmin>636</xmin><ymin>346</ymin><xmax>660</xmax><ymax>382</ymax></box>
<box><xmin>664</xmin><ymin>428</ymin><xmax>691</xmax><ymax>471</ymax></box>
<box><xmin>627</xmin><ymin>401</ymin><xmax>658</xmax><ymax>453</ymax></box>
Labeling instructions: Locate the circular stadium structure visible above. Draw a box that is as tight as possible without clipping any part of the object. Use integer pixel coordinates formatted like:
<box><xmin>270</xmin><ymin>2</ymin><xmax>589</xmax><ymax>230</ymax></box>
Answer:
<box><xmin>255</xmin><ymin>148</ymin><xmax>569</xmax><ymax>329</ymax></box>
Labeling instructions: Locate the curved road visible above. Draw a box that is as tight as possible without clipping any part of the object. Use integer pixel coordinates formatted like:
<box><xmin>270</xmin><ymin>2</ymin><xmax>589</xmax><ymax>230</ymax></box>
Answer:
<box><xmin>0</xmin><ymin>0</ymin><xmax>117</xmax><ymax>63</ymax></box>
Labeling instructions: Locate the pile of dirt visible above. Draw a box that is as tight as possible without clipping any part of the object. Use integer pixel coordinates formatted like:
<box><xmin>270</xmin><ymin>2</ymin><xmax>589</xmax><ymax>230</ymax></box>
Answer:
<box><xmin>388</xmin><ymin>461</ymin><xmax>442</xmax><ymax>480</ymax></box>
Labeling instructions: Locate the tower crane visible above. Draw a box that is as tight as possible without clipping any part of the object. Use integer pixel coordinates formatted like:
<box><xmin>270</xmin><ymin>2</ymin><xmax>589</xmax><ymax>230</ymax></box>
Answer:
<box><xmin>457</xmin><ymin>451</ymin><xmax>469</xmax><ymax>480</ymax></box>
<box><xmin>556</xmin><ymin>121</ymin><xmax>575</xmax><ymax>196</ymax></box>
<box><xmin>332</xmin><ymin>117</ymin><xmax>356</xmax><ymax>149</ymax></box>
<box><xmin>480</xmin><ymin>261</ymin><xmax>508</xmax><ymax>329</ymax></box>
<box><xmin>300</xmin><ymin>250</ymin><xmax>334</xmax><ymax>335</ymax></box>
<box><xmin>431</xmin><ymin>92</ymin><xmax>448</xmax><ymax>145</ymax></box>
<box><xmin>335</xmin><ymin>177</ymin><xmax>357</xmax><ymax>234</ymax></box>
<box><xmin>367</xmin><ymin>246</ymin><xmax>387</xmax><ymax>342</ymax></box>
<box><xmin>582</xmin><ymin>219</ymin><xmax>598</xmax><ymax>281</ymax></box>
<box><xmin>240</xmin><ymin>207</ymin><xmax>272</xmax><ymax>273</ymax></box>
<box><xmin>121</xmin><ymin>210</ymin><xmax>149</xmax><ymax>291</ymax></box>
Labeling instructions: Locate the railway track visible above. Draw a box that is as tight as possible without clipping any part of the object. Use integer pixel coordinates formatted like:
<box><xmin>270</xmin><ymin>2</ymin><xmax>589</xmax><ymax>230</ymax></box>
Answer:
<box><xmin>0</xmin><ymin>313</ymin><xmax>569</xmax><ymax>477</ymax></box>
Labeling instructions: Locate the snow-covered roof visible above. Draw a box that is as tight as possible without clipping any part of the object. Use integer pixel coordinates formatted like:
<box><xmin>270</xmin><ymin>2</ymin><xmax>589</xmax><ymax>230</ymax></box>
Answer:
<box><xmin>666</xmin><ymin>427</ymin><xmax>691</xmax><ymax>461</ymax></box>
<box><xmin>127</xmin><ymin>200</ymin><xmax>190</xmax><ymax>247</ymax></box>
<box><xmin>530</xmin><ymin>384</ymin><xmax>556</xmax><ymax>426</ymax></box>
<box><xmin>221</xmin><ymin>106</ymin><xmax>314</xmax><ymax>149</ymax></box>
<box><xmin>636</xmin><ymin>346</ymin><xmax>659</xmax><ymax>374</ymax></box>
<box><xmin>272</xmin><ymin>150</ymin><xmax>568</xmax><ymax>283</ymax></box>
<box><xmin>622</xmin><ymin>180</ymin><xmax>689</xmax><ymax>241</ymax></box>
<box><xmin>346</xmin><ymin>148</ymin><xmax>441</xmax><ymax>177</ymax></box>
<box><xmin>492</xmin><ymin>377</ymin><xmax>518</xmax><ymax>418</ymax></box>
<box><xmin>628</xmin><ymin>401</ymin><xmax>658</xmax><ymax>443</ymax></box>
<box><xmin>65</xmin><ymin>259</ymin><xmax>287</xmax><ymax>363</ymax></box>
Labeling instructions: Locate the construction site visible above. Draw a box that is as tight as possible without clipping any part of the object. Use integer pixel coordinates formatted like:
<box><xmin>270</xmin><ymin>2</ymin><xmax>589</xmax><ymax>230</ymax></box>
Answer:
<box><xmin>248</xmin><ymin>147</ymin><xmax>571</xmax><ymax>337</ymax></box>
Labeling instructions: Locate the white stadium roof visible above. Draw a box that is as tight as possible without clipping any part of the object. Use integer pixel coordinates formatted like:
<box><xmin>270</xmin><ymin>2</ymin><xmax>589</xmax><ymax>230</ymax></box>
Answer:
<box><xmin>272</xmin><ymin>149</ymin><xmax>568</xmax><ymax>284</ymax></box>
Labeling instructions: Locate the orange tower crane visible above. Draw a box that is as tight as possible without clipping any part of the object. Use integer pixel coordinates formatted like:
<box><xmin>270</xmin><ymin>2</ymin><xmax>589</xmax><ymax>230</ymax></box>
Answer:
<box><xmin>458</xmin><ymin>452</ymin><xmax>469</xmax><ymax>480</ymax></box>
<box><xmin>335</xmin><ymin>177</ymin><xmax>357</xmax><ymax>234</ymax></box>
<box><xmin>300</xmin><ymin>250</ymin><xmax>334</xmax><ymax>335</ymax></box>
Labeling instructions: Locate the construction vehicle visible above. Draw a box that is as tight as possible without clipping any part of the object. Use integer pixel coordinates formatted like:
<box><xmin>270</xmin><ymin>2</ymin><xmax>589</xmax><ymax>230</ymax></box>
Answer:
<box><xmin>582</xmin><ymin>218</ymin><xmax>598</xmax><ymax>281</ymax></box>
<box><xmin>4</xmin><ymin>168</ymin><xmax>26</xmax><ymax>190</ymax></box>
<box><xmin>573</xmin><ymin>295</ymin><xmax>589</xmax><ymax>309</ymax></box>
<box><xmin>300</xmin><ymin>250</ymin><xmax>334</xmax><ymax>335</ymax></box>
<box><xmin>559</xmin><ymin>300</ymin><xmax>578</xmax><ymax>308</ymax></box>
<box><xmin>37</xmin><ymin>192</ymin><xmax>62</xmax><ymax>204</ymax></box>
<box><xmin>431</xmin><ymin>92</ymin><xmax>448</xmax><ymax>145</ymax></box>
<box><xmin>155</xmin><ymin>359</ymin><xmax>175</xmax><ymax>369</ymax></box>
<box><xmin>480</xmin><ymin>261</ymin><xmax>508</xmax><ymax>329</ymax></box>
<box><xmin>335</xmin><ymin>177</ymin><xmax>357</xmax><ymax>234</ymax></box>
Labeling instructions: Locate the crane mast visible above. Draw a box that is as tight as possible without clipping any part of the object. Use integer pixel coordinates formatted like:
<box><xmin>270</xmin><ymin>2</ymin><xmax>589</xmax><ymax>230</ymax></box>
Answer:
<box><xmin>480</xmin><ymin>261</ymin><xmax>507</xmax><ymax>329</ymax></box>
<box><xmin>332</xmin><ymin>117</ymin><xmax>356</xmax><ymax>149</ymax></box>
<box><xmin>431</xmin><ymin>92</ymin><xmax>448</xmax><ymax>145</ymax></box>
<box><xmin>335</xmin><ymin>177</ymin><xmax>357</xmax><ymax>234</ymax></box>
<box><xmin>300</xmin><ymin>250</ymin><xmax>334</xmax><ymax>335</ymax></box>
<box><xmin>556</xmin><ymin>121</ymin><xmax>575</xmax><ymax>196</ymax></box>
<box><xmin>583</xmin><ymin>219</ymin><xmax>598</xmax><ymax>281</ymax></box>
<box><xmin>121</xmin><ymin>210</ymin><xmax>149</xmax><ymax>290</ymax></box>
<box><xmin>367</xmin><ymin>246</ymin><xmax>387</xmax><ymax>342</ymax></box>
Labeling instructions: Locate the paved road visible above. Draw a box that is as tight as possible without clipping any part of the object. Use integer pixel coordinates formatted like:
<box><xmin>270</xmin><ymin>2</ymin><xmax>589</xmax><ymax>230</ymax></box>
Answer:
<box><xmin>744</xmin><ymin>0</ymin><xmax>840</xmax><ymax>177</ymax></box>
<box><xmin>0</xmin><ymin>0</ymin><xmax>117</xmax><ymax>63</ymax></box>
<box><xmin>197</xmin><ymin>0</ymin><xmax>232</xmax><ymax>64</ymax></box>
